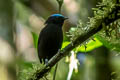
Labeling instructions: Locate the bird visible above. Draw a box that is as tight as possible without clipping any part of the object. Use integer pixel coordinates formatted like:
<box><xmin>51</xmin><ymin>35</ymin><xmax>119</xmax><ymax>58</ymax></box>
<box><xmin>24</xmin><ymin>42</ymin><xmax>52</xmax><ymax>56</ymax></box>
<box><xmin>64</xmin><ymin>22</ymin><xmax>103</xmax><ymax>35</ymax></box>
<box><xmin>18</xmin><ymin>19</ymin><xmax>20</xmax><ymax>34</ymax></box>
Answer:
<box><xmin>38</xmin><ymin>14</ymin><xmax>68</xmax><ymax>63</ymax></box>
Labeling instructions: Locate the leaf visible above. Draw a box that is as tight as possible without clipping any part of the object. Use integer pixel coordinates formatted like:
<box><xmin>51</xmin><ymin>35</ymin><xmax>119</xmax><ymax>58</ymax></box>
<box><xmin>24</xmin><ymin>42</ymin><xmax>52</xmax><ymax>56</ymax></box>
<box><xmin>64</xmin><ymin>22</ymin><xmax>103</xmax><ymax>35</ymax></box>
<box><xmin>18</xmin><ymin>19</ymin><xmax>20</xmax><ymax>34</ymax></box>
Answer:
<box><xmin>62</xmin><ymin>38</ymin><xmax>103</xmax><ymax>52</ymax></box>
<box><xmin>31</xmin><ymin>32</ymin><xmax>38</xmax><ymax>49</ymax></box>
<box><xmin>94</xmin><ymin>20</ymin><xmax>120</xmax><ymax>52</ymax></box>
<box><xmin>62</xmin><ymin>41</ymin><xmax>70</xmax><ymax>49</ymax></box>
<box><xmin>76</xmin><ymin>37</ymin><xmax>103</xmax><ymax>52</ymax></box>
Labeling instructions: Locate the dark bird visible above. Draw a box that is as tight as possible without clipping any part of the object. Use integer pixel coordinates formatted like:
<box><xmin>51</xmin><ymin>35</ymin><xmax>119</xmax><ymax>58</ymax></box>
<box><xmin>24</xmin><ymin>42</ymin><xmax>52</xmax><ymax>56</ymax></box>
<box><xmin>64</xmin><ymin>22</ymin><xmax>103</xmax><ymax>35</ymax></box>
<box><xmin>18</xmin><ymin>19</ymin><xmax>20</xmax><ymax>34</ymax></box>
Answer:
<box><xmin>38</xmin><ymin>14</ymin><xmax>68</xmax><ymax>63</ymax></box>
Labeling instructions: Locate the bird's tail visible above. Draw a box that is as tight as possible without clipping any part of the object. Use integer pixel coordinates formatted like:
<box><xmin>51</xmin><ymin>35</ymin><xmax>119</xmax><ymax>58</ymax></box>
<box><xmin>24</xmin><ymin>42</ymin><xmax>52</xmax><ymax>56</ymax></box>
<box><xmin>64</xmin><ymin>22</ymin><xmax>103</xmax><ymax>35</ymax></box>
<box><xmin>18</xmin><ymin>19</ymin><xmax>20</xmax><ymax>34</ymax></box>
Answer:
<box><xmin>53</xmin><ymin>63</ymin><xmax>58</xmax><ymax>80</ymax></box>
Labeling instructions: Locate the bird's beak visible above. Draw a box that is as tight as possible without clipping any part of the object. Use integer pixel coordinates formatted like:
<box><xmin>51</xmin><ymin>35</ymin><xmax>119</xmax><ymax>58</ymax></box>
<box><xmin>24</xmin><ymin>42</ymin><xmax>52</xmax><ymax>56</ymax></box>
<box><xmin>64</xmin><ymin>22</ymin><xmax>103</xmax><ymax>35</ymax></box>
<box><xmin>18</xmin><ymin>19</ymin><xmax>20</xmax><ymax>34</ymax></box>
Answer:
<box><xmin>64</xmin><ymin>17</ymin><xmax>68</xmax><ymax>20</ymax></box>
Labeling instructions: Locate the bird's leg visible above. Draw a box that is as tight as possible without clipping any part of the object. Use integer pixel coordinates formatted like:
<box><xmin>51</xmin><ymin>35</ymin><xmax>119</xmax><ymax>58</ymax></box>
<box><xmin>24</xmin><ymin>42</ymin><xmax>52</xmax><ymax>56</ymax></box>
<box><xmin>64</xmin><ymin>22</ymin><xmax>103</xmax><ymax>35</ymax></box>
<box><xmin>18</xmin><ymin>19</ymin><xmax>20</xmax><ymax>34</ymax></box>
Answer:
<box><xmin>58</xmin><ymin>49</ymin><xmax>61</xmax><ymax>53</ymax></box>
<box><xmin>45</xmin><ymin>58</ymin><xmax>49</xmax><ymax>64</ymax></box>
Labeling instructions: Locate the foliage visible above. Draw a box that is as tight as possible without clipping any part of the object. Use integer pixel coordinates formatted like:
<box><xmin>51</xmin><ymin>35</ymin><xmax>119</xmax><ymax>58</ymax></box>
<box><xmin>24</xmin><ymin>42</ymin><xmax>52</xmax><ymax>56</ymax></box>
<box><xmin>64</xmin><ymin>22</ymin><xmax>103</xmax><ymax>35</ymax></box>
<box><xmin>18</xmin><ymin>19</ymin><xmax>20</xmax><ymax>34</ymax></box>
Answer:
<box><xmin>18</xmin><ymin>61</ymin><xmax>51</xmax><ymax>80</ymax></box>
<box><xmin>31</xmin><ymin>32</ymin><xmax>38</xmax><ymax>49</ymax></box>
<box><xmin>68</xmin><ymin>0</ymin><xmax>120</xmax><ymax>52</ymax></box>
<box><xmin>62</xmin><ymin>37</ymin><xmax>103</xmax><ymax>52</ymax></box>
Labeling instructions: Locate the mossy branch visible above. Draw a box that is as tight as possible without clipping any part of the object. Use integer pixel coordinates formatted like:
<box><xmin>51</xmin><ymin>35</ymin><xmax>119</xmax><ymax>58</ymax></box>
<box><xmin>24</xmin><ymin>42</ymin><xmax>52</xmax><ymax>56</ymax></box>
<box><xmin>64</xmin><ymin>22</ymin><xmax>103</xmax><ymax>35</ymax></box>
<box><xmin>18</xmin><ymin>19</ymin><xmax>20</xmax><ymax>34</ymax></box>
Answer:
<box><xmin>28</xmin><ymin>0</ymin><xmax>120</xmax><ymax>80</ymax></box>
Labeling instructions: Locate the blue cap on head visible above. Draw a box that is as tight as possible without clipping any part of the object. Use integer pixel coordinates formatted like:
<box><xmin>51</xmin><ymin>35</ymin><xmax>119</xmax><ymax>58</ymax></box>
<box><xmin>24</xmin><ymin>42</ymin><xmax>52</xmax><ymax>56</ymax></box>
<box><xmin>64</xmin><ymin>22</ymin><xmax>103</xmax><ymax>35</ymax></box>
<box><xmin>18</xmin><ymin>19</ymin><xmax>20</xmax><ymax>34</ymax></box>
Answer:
<box><xmin>51</xmin><ymin>14</ymin><xmax>64</xmax><ymax>17</ymax></box>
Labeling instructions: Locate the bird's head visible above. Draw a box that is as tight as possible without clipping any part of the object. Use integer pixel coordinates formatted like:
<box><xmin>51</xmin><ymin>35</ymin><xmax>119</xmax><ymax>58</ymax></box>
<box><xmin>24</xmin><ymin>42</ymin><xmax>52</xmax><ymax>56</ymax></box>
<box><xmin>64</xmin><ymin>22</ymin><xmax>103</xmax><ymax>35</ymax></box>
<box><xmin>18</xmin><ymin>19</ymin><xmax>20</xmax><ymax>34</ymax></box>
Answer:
<box><xmin>45</xmin><ymin>14</ymin><xmax>68</xmax><ymax>25</ymax></box>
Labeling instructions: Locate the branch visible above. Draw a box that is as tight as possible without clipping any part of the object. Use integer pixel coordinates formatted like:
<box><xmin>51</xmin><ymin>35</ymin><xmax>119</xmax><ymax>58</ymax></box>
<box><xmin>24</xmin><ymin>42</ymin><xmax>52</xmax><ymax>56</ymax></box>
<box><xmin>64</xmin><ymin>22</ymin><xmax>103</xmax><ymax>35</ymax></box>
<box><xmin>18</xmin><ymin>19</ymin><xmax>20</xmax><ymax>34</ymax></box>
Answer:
<box><xmin>29</xmin><ymin>1</ymin><xmax>120</xmax><ymax>80</ymax></box>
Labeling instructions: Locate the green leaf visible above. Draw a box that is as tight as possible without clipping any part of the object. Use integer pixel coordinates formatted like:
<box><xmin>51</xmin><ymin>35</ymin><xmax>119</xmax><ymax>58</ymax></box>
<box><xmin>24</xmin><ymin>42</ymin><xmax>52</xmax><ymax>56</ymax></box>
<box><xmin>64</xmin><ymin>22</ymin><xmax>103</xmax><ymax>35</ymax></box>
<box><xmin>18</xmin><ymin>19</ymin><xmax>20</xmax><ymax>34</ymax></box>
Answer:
<box><xmin>31</xmin><ymin>32</ymin><xmax>38</xmax><ymax>49</ymax></box>
<box><xmin>77</xmin><ymin>38</ymin><xmax>103</xmax><ymax>52</ymax></box>
<box><xmin>62</xmin><ymin>41</ymin><xmax>70</xmax><ymax>49</ymax></box>
<box><xmin>62</xmin><ymin>38</ymin><xmax>103</xmax><ymax>52</ymax></box>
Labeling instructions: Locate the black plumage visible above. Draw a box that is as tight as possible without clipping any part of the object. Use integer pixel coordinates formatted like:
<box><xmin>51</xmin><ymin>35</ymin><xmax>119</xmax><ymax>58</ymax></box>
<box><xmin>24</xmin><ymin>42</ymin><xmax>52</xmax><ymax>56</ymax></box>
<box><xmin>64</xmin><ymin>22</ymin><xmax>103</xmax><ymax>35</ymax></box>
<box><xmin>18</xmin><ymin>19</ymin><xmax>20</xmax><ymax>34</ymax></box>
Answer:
<box><xmin>38</xmin><ymin>14</ymin><xmax>67</xmax><ymax>63</ymax></box>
